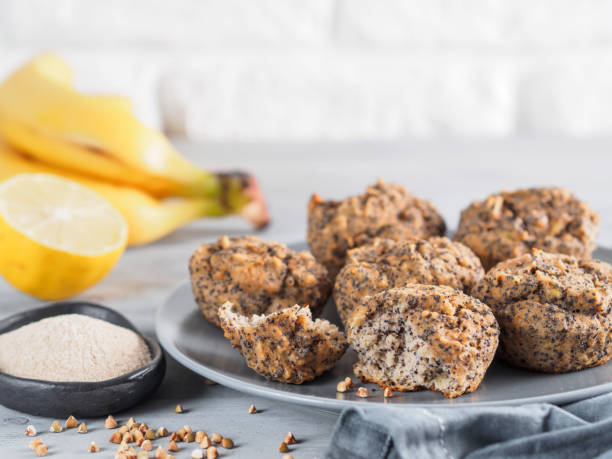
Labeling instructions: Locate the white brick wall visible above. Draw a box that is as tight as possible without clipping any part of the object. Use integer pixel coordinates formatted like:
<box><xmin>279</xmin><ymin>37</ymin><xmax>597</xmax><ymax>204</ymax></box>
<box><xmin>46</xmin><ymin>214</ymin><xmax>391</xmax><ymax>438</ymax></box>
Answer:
<box><xmin>335</xmin><ymin>0</ymin><xmax>612</xmax><ymax>48</ymax></box>
<box><xmin>1</xmin><ymin>0</ymin><xmax>611</xmax><ymax>141</ymax></box>
<box><xmin>159</xmin><ymin>53</ymin><xmax>517</xmax><ymax>140</ymax></box>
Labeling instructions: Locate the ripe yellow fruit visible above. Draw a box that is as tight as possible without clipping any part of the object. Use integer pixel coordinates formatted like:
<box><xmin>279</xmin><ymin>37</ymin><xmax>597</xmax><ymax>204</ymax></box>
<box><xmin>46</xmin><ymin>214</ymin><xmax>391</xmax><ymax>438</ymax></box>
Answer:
<box><xmin>0</xmin><ymin>145</ymin><xmax>224</xmax><ymax>246</ymax></box>
<box><xmin>0</xmin><ymin>53</ymin><xmax>217</xmax><ymax>198</ymax></box>
<box><xmin>0</xmin><ymin>173</ymin><xmax>127</xmax><ymax>299</ymax></box>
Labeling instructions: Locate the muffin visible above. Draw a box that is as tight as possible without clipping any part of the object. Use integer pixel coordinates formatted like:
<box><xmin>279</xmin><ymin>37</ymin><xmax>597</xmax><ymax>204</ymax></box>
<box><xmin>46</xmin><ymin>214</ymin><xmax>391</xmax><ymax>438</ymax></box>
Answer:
<box><xmin>307</xmin><ymin>179</ymin><xmax>445</xmax><ymax>277</ymax></box>
<box><xmin>219</xmin><ymin>303</ymin><xmax>348</xmax><ymax>384</ymax></box>
<box><xmin>473</xmin><ymin>250</ymin><xmax>612</xmax><ymax>373</ymax></box>
<box><xmin>347</xmin><ymin>285</ymin><xmax>499</xmax><ymax>398</ymax></box>
<box><xmin>455</xmin><ymin>187</ymin><xmax>600</xmax><ymax>270</ymax></box>
<box><xmin>189</xmin><ymin>235</ymin><xmax>331</xmax><ymax>327</ymax></box>
<box><xmin>334</xmin><ymin>237</ymin><xmax>484</xmax><ymax>325</ymax></box>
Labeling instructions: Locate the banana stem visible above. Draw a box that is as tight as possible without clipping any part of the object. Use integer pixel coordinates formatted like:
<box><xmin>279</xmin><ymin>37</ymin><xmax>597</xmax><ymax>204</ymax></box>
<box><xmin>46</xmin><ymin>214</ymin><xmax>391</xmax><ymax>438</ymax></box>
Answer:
<box><xmin>128</xmin><ymin>187</ymin><xmax>268</xmax><ymax>246</ymax></box>
<box><xmin>173</xmin><ymin>170</ymin><xmax>270</xmax><ymax>230</ymax></box>
<box><xmin>215</xmin><ymin>172</ymin><xmax>270</xmax><ymax>230</ymax></box>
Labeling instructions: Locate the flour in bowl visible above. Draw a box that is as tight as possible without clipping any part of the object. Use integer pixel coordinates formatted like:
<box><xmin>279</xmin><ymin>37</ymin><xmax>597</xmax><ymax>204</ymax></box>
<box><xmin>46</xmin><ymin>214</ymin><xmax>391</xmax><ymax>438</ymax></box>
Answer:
<box><xmin>0</xmin><ymin>314</ymin><xmax>151</xmax><ymax>382</ymax></box>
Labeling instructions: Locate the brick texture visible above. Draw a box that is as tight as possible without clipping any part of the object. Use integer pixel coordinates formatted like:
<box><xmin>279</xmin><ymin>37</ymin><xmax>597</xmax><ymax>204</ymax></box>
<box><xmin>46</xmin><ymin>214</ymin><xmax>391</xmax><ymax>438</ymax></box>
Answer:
<box><xmin>0</xmin><ymin>0</ymin><xmax>610</xmax><ymax>140</ymax></box>
<box><xmin>335</xmin><ymin>0</ymin><xmax>612</xmax><ymax>48</ymax></box>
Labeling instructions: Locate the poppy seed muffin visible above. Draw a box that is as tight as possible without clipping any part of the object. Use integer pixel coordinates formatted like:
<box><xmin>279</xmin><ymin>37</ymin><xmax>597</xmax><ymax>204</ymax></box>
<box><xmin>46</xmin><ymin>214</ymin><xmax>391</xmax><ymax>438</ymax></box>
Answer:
<box><xmin>189</xmin><ymin>235</ymin><xmax>331</xmax><ymax>327</ymax></box>
<box><xmin>334</xmin><ymin>237</ymin><xmax>484</xmax><ymax>325</ymax></box>
<box><xmin>455</xmin><ymin>187</ymin><xmax>600</xmax><ymax>270</ymax></box>
<box><xmin>347</xmin><ymin>285</ymin><xmax>499</xmax><ymax>398</ymax></box>
<box><xmin>219</xmin><ymin>303</ymin><xmax>348</xmax><ymax>384</ymax></box>
<box><xmin>473</xmin><ymin>250</ymin><xmax>612</xmax><ymax>373</ymax></box>
<box><xmin>307</xmin><ymin>179</ymin><xmax>446</xmax><ymax>277</ymax></box>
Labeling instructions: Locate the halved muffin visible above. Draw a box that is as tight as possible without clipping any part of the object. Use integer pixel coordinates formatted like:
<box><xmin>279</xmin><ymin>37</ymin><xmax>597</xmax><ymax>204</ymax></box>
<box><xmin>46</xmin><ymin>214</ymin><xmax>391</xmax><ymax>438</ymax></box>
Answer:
<box><xmin>347</xmin><ymin>285</ymin><xmax>499</xmax><ymax>398</ymax></box>
<box><xmin>219</xmin><ymin>303</ymin><xmax>347</xmax><ymax>384</ymax></box>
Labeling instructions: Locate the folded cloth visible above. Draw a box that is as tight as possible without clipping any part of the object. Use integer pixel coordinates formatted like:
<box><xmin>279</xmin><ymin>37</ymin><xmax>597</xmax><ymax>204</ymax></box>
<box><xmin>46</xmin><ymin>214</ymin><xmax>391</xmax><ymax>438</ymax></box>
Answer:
<box><xmin>324</xmin><ymin>392</ymin><xmax>612</xmax><ymax>459</ymax></box>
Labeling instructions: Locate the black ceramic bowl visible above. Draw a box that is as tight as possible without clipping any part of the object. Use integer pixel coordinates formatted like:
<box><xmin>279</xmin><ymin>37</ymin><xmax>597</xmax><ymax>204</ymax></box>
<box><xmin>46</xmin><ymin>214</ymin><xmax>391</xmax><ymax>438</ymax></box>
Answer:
<box><xmin>0</xmin><ymin>302</ymin><xmax>166</xmax><ymax>417</ymax></box>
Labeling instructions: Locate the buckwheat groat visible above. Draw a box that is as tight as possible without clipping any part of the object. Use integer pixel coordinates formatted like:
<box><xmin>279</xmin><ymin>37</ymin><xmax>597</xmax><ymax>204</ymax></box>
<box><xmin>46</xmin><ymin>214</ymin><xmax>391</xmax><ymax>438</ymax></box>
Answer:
<box><xmin>347</xmin><ymin>285</ymin><xmax>499</xmax><ymax>398</ymax></box>
<box><xmin>219</xmin><ymin>303</ymin><xmax>348</xmax><ymax>384</ymax></box>
<box><xmin>455</xmin><ymin>187</ymin><xmax>600</xmax><ymax>270</ymax></box>
<box><xmin>189</xmin><ymin>235</ymin><xmax>331</xmax><ymax>327</ymax></box>
<box><xmin>334</xmin><ymin>237</ymin><xmax>484</xmax><ymax>325</ymax></box>
<box><xmin>473</xmin><ymin>250</ymin><xmax>612</xmax><ymax>373</ymax></box>
<box><xmin>307</xmin><ymin>179</ymin><xmax>446</xmax><ymax>277</ymax></box>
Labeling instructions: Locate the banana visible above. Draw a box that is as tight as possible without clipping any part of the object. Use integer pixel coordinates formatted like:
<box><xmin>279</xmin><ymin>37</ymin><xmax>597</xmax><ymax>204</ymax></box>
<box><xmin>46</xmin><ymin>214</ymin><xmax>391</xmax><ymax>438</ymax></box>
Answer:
<box><xmin>0</xmin><ymin>54</ymin><xmax>270</xmax><ymax>230</ymax></box>
<box><xmin>0</xmin><ymin>143</ymin><xmax>261</xmax><ymax>246</ymax></box>
<box><xmin>0</xmin><ymin>54</ymin><xmax>263</xmax><ymax>206</ymax></box>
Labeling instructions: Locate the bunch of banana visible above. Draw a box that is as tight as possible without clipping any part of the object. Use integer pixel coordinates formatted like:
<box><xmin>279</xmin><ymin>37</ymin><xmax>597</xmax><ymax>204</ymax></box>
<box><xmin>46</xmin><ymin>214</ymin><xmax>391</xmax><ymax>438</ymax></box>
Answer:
<box><xmin>0</xmin><ymin>54</ymin><xmax>269</xmax><ymax>245</ymax></box>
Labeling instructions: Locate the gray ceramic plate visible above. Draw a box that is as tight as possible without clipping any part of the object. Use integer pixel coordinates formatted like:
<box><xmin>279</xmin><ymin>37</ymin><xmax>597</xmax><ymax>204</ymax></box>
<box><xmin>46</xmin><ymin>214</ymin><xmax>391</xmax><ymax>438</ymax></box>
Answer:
<box><xmin>156</xmin><ymin>244</ymin><xmax>612</xmax><ymax>410</ymax></box>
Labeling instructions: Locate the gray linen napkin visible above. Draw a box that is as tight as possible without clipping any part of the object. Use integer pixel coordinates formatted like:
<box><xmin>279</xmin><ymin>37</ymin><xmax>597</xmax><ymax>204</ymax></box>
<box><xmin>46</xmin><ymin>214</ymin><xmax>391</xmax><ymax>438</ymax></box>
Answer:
<box><xmin>324</xmin><ymin>392</ymin><xmax>612</xmax><ymax>459</ymax></box>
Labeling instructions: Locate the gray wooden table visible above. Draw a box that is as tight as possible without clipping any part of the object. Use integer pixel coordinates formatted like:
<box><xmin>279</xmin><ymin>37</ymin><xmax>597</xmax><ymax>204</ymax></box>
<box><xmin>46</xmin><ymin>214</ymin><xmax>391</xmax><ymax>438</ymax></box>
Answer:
<box><xmin>0</xmin><ymin>139</ymin><xmax>611</xmax><ymax>458</ymax></box>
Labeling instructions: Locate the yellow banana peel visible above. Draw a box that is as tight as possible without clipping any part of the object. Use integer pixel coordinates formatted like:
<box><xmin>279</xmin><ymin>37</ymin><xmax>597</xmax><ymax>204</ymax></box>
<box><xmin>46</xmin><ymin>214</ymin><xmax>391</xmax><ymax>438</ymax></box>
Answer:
<box><xmin>0</xmin><ymin>54</ymin><xmax>241</xmax><ymax>199</ymax></box>
<box><xmin>0</xmin><ymin>54</ymin><xmax>270</xmax><ymax>231</ymax></box>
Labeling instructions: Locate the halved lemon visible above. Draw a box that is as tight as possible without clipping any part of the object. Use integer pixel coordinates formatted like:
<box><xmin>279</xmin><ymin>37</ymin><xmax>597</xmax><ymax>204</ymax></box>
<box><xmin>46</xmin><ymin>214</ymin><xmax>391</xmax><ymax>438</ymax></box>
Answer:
<box><xmin>0</xmin><ymin>173</ymin><xmax>128</xmax><ymax>300</ymax></box>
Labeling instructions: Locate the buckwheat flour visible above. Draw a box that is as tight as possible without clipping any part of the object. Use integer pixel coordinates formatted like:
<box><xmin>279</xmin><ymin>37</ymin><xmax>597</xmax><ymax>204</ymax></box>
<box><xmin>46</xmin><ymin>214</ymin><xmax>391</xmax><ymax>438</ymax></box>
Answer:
<box><xmin>0</xmin><ymin>314</ymin><xmax>151</xmax><ymax>382</ymax></box>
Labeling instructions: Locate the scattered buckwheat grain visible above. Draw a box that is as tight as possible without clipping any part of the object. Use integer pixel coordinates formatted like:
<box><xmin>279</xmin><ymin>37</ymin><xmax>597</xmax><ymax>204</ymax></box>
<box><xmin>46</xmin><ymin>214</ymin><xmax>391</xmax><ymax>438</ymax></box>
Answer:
<box><xmin>105</xmin><ymin>415</ymin><xmax>118</xmax><ymax>429</ymax></box>
<box><xmin>35</xmin><ymin>443</ymin><xmax>48</xmax><ymax>456</ymax></box>
<box><xmin>284</xmin><ymin>432</ymin><xmax>296</xmax><ymax>445</ymax></box>
<box><xmin>65</xmin><ymin>415</ymin><xmax>78</xmax><ymax>428</ymax></box>
<box><xmin>29</xmin><ymin>438</ymin><xmax>43</xmax><ymax>450</ymax></box>
<box><xmin>221</xmin><ymin>437</ymin><xmax>234</xmax><ymax>449</ymax></box>
<box><xmin>50</xmin><ymin>420</ymin><xmax>62</xmax><ymax>433</ymax></box>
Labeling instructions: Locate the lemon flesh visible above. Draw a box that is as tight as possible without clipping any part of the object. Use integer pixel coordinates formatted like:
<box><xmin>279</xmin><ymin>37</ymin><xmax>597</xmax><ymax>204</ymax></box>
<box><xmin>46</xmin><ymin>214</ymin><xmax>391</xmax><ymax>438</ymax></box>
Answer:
<box><xmin>0</xmin><ymin>173</ymin><xmax>127</xmax><ymax>300</ymax></box>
